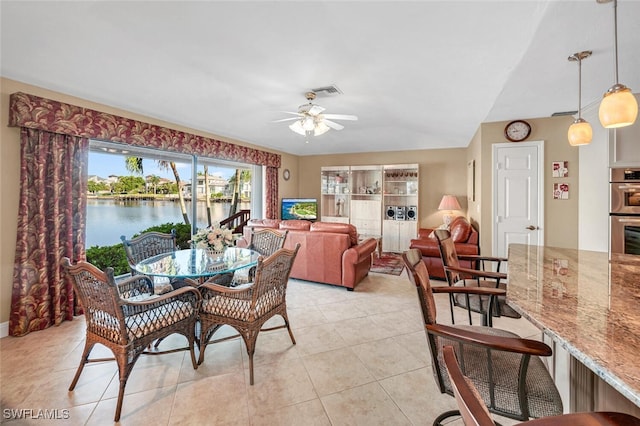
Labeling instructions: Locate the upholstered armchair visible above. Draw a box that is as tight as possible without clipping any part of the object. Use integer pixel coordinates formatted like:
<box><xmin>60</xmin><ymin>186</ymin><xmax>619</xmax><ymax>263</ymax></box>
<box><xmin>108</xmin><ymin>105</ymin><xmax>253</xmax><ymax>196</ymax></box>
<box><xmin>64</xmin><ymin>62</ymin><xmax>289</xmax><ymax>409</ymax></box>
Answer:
<box><xmin>409</xmin><ymin>216</ymin><xmax>479</xmax><ymax>280</ymax></box>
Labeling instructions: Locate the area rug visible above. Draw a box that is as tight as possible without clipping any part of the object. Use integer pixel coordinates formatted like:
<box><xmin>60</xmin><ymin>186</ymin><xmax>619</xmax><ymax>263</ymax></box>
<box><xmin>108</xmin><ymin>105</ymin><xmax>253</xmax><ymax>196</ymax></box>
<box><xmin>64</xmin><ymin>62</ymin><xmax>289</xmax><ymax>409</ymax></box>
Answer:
<box><xmin>371</xmin><ymin>252</ymin><xmax>405</xmax><ymax>276</ymax></box>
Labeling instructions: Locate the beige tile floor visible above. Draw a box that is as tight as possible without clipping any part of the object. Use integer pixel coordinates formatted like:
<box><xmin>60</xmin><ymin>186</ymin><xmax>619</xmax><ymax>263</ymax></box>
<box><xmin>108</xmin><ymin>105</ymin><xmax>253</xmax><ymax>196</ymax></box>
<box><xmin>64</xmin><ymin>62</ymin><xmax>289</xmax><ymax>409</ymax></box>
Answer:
<box><xmin>0</xmin><ymin>271</ymin><xmax>541</xmax><ymax>425</ymax></box>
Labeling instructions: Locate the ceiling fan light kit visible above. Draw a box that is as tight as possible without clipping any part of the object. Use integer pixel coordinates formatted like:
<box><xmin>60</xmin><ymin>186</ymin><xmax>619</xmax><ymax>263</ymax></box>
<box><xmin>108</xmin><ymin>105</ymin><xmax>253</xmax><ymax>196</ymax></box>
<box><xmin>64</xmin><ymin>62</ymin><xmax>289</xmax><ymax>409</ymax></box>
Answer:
<box><xmin>567</xmin><ymin>50</ymin><xmax>593</xmax><ymax>146</ymax></box>
<box><xmin>279</xmin><ymin>90</ymin><xmax>358</xmax><ymax>138</ymax></box>
<box><xmin>597</xmin><ymin>0</ymin><xmax>638</xmax><ymax>128</ymax></box>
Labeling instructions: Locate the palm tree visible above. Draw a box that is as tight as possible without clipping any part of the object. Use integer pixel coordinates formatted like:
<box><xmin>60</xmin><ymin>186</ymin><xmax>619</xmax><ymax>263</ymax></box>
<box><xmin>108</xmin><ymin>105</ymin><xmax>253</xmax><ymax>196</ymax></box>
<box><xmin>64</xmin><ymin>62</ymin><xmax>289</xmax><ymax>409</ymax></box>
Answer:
<box><xmin>160</xmin><ymin>161</ymin><xmax>190</xmax><ymax>225</ymax></box>
<box><xmin>227</xmin><ymin>169</ymin><xmax>251</xmax><ymax>216</ymax></box>
<box><xmin>125</xmin><ymin>157</ymin><xmax>143</xmax><ymax>175</ymax></box>
<box><xmin>147</xmin><ymin>175</ymin><xmax>161</xmax><ymax>194</ymax></box>
<box><xmin>204</xmin><ymin>165</ymin><xmax>212</xmax><ymax>226</ymax></box>
<box><xmin>125</xmin><ymin>157</ymin><xmax>190</xmax><ymax>225</ymax></box>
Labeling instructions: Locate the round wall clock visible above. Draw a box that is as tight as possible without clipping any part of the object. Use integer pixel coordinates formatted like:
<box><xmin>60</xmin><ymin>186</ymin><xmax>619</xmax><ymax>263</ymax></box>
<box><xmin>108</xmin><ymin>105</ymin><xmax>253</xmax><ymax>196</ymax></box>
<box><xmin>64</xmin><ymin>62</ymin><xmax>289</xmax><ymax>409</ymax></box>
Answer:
<box><xmin>504</xmin><ymin>120</ymin><xmax>532</xmax><ymax>142</ymax></box>
<box><xmin>283</xmin><ymin>169</ymin><xmax>291</xmax><ymax>181</ymax></box>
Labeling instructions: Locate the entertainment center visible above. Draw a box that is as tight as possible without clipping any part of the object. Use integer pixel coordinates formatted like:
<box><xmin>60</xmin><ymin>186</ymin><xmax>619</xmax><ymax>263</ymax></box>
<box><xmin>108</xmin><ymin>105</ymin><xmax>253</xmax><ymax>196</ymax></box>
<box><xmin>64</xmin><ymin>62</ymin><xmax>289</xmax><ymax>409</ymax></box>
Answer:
<box><xmin>320</xmin><ymin>164</ymin><xmax>419</xmax><ymax>252</ymax></box>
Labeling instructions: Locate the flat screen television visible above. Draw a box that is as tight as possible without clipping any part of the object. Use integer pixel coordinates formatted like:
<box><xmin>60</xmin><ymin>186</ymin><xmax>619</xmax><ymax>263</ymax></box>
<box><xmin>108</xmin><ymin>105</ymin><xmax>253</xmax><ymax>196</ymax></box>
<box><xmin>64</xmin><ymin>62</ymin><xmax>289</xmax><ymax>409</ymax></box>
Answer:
<box><xmin>281</xmin><ymin>198</ymin><xmax>318</xmax><ymax>221</ymax></box>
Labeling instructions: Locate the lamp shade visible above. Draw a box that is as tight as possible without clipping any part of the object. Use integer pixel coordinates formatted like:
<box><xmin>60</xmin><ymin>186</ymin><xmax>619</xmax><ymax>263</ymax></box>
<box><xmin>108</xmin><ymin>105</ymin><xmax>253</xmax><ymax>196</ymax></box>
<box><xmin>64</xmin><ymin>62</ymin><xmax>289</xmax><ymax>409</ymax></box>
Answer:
<box><xmin>568</xmin><ymin>119</ymin><xmax>593</xmax><ymax>146</ymax></box>
<box><xmin>598</xmin><ymin>87</ymin><xmax>638</xmax><ymax>128</ymax></box>
<box><xmin>314</xmin><ymin>121</ymin><xmax>330</xmax><ymax>136</ymax></box>
<box><xmin>289</xmin><ymin>120</ymin><xmax>306</xmax><ymax>136</ymax></box>
<box><xmin>438</xmin><ymin>195</ymin><xmax>461</xmax><ymax>211</ymax></box>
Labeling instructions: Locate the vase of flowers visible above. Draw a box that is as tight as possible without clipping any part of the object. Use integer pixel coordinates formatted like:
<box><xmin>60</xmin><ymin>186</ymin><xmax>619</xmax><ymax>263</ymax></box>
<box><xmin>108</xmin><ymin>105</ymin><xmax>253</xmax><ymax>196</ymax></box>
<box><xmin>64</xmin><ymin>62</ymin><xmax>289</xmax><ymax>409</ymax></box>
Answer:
<box><xmin>190</xmin><ymin>225</ymin><xmax>235</xmax><ymax>257</ymax></box>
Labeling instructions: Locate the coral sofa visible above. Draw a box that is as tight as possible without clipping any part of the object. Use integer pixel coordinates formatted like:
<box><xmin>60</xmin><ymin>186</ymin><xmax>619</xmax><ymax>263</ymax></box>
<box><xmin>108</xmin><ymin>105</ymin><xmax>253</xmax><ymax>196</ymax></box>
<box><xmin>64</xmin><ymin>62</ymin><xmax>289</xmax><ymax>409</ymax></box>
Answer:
<box><xmin>409</xmin><ymin>216</ymin><xmax>479</xmax><ymax>280</ymax></box>
<box><xmin>237</xmin><ymin>219</ymin><xmax>378</xmax><ymax>290</ymax></box>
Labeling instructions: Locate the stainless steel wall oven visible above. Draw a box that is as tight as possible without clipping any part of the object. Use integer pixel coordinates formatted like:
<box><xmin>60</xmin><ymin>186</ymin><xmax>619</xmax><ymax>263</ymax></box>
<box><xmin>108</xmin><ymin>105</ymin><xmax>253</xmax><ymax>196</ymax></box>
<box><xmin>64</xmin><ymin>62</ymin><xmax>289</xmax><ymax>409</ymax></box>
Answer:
<box><xmin>610</xmin><ymin>168</ymin><xmax>640</xmax><ymax>256</ymax></box>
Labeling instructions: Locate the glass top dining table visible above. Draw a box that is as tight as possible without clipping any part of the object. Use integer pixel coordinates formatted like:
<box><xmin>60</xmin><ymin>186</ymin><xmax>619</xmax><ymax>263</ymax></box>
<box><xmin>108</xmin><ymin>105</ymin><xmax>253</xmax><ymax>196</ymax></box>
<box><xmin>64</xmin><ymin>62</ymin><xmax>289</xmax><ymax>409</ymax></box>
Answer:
<box><xmin>133</xmin><ymin>247</ymin><xmax>261</xmax><ymax>279</ymax></box>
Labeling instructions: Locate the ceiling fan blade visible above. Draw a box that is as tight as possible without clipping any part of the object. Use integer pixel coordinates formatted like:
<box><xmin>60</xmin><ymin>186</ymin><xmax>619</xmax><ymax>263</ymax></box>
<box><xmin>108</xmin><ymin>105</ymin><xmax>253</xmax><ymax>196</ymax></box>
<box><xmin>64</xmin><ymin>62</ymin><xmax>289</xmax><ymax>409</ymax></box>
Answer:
<box><xmin>323</xmin><ymin>114</ymin><xmax>358</xmax><ymax>121</ymax></box>
<box><xmin>273</xmin><ymin>117</ymin><xmax>300</xmax><ymax>123</ymax></box>
<box><xmin>324</xmin><ymin>119</ymin><xmax>345</xmax><ymax>130</ymax></box>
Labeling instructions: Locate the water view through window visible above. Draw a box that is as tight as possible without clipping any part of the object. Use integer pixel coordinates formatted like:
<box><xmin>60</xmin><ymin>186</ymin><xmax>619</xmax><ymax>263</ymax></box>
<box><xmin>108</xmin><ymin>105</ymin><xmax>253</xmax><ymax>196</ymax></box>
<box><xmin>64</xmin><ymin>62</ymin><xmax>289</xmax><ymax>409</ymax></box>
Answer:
<box><xmin>87</xmin><ymin>144</ymin><xmax>252</xmax><ymax>247</ymax></box>
<box><xmin>86</xmin><ymin>199</ymin><xmax>251</xmax><ymax>247</ymax></box>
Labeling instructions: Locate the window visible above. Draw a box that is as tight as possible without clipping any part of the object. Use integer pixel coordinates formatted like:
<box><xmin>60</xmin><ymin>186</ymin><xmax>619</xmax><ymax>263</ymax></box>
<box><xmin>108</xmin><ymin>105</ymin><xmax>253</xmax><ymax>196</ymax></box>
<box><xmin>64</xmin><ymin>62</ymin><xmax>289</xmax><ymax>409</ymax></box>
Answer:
<box><xmin>87</xmin><ymin>140</ymin><xmax>258</xmax><ymax>247</ymax></box>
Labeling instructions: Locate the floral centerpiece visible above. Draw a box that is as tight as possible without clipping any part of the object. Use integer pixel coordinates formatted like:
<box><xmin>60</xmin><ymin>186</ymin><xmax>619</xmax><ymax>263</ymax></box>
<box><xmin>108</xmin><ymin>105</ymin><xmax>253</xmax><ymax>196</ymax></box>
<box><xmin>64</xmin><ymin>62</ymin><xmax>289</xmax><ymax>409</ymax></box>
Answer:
<box><xmin>190</xmin><ymin>224</ymin><xmax>234</xmax><ymax>254</ymax></box>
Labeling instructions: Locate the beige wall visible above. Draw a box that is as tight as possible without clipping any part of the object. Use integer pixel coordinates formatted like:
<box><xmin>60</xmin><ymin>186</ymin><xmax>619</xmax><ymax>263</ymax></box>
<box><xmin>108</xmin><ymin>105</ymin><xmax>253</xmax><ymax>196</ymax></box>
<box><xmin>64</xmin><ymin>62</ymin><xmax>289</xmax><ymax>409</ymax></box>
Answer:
<box><xmin>474</xmin><ymin>116</ymin><xmax>579</xmax><ymax>255</ymax></box>
<box><xmin>297</xmin><ymin>149</ymin><xmax>468</xmax><ymax>229</ymax></box>
<box><xmin>0</xmin><ymin>77</ymin><xmax>294</xmax><ymax>324</ymax></box>
<box><xmin>0</xmin><ymin>77</ymin><xmax>581</xmax><ymax>327</ymax></box>
<box><xmin>466</xmin><ymin>126</ymin><xmax>483</xmax><ymax>231</ymax></box>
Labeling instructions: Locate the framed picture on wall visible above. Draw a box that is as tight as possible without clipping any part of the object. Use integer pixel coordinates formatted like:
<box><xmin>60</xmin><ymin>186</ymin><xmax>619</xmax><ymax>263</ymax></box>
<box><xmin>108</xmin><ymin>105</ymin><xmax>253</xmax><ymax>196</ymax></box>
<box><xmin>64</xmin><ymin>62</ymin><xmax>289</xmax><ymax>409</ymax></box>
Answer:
<box><xmin>553</xmin><ymin>183</ymin><xmax>569</xmax><ymax>200</ymax></box>
<box><xmin>467</xmin><ymin>160</ymin><xmax>475</xmax><ymax>202</ymax></box>
<box><xmin>552</xmin><ymin>161</ymin><xmax>568</xmax><ymax>178</ymax></box>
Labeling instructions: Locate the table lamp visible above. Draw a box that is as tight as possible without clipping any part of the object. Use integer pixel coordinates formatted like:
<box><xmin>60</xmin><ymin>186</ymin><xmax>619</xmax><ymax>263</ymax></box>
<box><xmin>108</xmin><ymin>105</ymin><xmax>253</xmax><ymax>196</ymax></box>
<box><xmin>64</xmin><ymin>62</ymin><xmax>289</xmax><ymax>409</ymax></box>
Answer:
<box><xmin>438</xmin><ymin>195</ymin><xmax>461</xmax><ymax>226</ymax></box>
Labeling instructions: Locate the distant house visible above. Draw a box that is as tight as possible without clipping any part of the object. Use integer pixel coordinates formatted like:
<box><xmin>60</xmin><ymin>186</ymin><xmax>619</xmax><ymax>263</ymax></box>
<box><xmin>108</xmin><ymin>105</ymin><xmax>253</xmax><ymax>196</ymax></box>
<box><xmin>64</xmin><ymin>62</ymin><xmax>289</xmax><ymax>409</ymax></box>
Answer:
<box><xmin>88</xmin><ymin>174</ymin><xmax>118</xmax><ymax>186</ymax></box>
<box><xmin>144</xmin><ymin>175</ymin><xmax>173</xmax><ymax>193</ymax></box>
<box><xmin>184</xmin><ymin>174</ymin><xmax>229</xmax><ymax>196</ymax></box>
<box><xmin>88</xmin><ymin>175</ymin><xmax>119</xmax><ymax>194</ymax></box>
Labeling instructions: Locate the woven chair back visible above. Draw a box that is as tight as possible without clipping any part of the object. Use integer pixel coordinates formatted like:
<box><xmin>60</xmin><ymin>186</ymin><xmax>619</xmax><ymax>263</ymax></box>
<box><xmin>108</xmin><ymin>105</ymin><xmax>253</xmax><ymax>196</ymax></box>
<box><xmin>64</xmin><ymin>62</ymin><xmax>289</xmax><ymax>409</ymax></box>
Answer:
<box><xmin>60</xmin><ymin>258</ymin><xmax>127</xmax><ymax>344</ymax></box>
<box><xmin>248</xmin><ymin>228</ymin><xmax>288</xmax><ymax>257</ymax></box>
<box><xmin>120</xmin><ymin>230</ymin><xmax>177</xmax><ymax>269</ymax></box>
<box><xmin>250</xmin><ymin>245</ymin><xmax>299</xmax><ymax>315</ymax></box>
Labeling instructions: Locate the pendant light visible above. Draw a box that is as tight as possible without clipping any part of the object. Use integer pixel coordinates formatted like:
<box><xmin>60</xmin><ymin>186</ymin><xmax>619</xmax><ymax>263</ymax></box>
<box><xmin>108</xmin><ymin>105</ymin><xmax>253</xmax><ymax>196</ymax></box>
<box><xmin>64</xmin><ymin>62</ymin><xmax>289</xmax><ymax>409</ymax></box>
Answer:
<box><xmin>567</xmin><ymin>51</ymin><xmax>593</xmax><ymax>146</ymax></box>
<box><xmin>597</xmin><ymin>0</ymin><xmax>638</xmax><ymax>128</ymax></box>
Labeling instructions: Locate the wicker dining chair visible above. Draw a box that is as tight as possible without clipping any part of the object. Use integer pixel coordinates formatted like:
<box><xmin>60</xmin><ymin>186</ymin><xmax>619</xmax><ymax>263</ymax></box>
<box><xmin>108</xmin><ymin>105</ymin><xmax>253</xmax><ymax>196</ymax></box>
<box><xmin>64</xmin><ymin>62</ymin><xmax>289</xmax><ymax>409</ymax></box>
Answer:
<box><xmin>61</xmin><ymin>257</ymin><xmax>200</xmax><ymax>422</ymax></box>
<box><xmin>442</xmin><ymin>345</ymin><xmax>640</xmax><ymax>426</ymax></box>
<box><xmin>208</xmin><ymin>228</ymin><xmax>289</xmax><ymax>287</ymax></box>
<box><xmin>121</xmin><ymin>229</ymin><xmax>180</xmax><ymax>292</ymax></box>
<box><xmin>121</xmin><ymin>229</ymin><xmax>177</xmax><ymax>272</ymax></box>
<box><xmin>242</xmin><ymin>228</ymin><xmax>288</xmax><ymax>283</ymax></box>
<box><xmin>247</xmin><ymin>228</ymin><xmax>289</xmax><ymax>256</ymax></box>
<box><xmin>402</xmin><ymin>249</ymin><xmax>563</xmax><ymax>426</ymax></box>
<box><xmin>434</xmin><ymin>229</ymin><xmax>520</xmax><ymax>325</ymax></box>
<box><xmin>198</xmin><ymin>244</ymin><xmax>300</xmax><ymax>385</ymax></box>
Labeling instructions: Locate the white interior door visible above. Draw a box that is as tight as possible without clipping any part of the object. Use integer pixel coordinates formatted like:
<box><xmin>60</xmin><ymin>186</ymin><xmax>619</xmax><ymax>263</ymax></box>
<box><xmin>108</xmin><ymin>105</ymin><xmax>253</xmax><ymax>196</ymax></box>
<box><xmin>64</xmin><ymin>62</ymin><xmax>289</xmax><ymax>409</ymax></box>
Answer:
<box><xmin>493</xmin><ymin>141</ymin><xmax>544</xmax><ymax>258</ymax></box>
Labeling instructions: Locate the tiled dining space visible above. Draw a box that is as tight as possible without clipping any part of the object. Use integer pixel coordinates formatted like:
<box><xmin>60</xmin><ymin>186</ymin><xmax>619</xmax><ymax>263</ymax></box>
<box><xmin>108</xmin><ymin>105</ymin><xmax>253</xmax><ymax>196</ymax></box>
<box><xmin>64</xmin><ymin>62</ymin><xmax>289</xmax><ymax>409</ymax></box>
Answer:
<box><xmin>0</xmin><ymin>270</ymin><xmax>539</xmax><ymax>425</ymax></box>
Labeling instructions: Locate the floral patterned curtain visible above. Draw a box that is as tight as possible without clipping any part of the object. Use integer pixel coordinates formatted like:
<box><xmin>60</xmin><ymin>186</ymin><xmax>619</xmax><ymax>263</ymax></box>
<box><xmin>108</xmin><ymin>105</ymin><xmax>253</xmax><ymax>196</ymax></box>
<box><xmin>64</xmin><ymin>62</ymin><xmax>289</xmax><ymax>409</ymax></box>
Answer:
<box><xmin>8</xmin><ymin>92</ymin><xmax>283</xmax><ymax>335</ymax></box>
<box><xmin>8</xmin><ymin>92</ymin><xmax>281</xmax><ymax>168</ymax></box>
<box><xmin>9</xmin><ymin>128</ymin><xmax>89</xmax><ymax>336</ymax></box>
<box><xmin>265</xmin><ymin>166</ymin><xmax>278</xmax><ymax>219</ymax></box>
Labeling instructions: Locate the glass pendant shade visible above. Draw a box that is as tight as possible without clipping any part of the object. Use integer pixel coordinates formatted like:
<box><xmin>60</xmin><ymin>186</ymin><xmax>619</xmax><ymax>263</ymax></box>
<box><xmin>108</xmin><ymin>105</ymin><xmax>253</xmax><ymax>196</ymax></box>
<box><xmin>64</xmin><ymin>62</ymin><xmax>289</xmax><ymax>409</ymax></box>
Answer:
<box><xmin>314</xmin><ymin>121</ymin><xmax>330</xmax><ymax>136</ymax></box>
<box><xmin>302</xmin><ymin>116</ymin><xmax>315</xmax><ymax>131</ymax></box>
<box><xmin>568</xmin><ymin>119</ymin><xmax>593</xmax><ymax>146</ymax></box>
<box><xmin>567</xmin><ymin>50</ymin><xmax>592</xmax><ymax>146</ymax></box>
<box><xmin>288</xmin><ymin>120</ymin><xmax>306</xmax><ymax>136</ymax></box>
<box><xmin>598</xmin><ymin>0</ymin><xmax>637</xmax><ymax>128</ymax></box>
<box><xmin>289</xmin><ymin>116</ymin><xmax>331</xmax><ymax>137</ymax></box>
<box><xmin>598</xmin><ymin>86</ymin><xmax>638</xmax><ymax>128</ymax></box>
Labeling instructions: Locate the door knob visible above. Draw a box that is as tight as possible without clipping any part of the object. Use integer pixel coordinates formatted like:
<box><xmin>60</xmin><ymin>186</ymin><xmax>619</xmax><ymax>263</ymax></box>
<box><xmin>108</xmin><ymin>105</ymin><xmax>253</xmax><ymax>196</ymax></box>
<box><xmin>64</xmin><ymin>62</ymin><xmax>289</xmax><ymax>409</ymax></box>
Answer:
<box><xmin>526</xmin><ymin>225</ymin><xmax>538</xmax><ymax>230</ymax></box>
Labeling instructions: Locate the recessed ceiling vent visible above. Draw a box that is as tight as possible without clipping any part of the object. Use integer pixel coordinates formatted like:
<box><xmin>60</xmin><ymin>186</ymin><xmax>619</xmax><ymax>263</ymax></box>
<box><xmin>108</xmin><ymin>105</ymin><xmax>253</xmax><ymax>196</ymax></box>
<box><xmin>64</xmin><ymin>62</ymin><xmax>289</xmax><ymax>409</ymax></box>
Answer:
<box><xmin>311</xmin><ymin>85</ymin><xmax>343</xmax><ymax>96</ymax></box>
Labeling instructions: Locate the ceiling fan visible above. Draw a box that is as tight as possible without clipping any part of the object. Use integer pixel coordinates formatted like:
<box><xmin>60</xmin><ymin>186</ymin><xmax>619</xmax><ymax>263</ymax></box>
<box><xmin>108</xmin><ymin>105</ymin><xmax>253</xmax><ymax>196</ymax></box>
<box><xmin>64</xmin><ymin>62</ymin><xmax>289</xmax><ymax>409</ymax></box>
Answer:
<box><xmin>275</xmin><ymin>91</ymin><xmax>358</xmax><ymax>136</ymax></box>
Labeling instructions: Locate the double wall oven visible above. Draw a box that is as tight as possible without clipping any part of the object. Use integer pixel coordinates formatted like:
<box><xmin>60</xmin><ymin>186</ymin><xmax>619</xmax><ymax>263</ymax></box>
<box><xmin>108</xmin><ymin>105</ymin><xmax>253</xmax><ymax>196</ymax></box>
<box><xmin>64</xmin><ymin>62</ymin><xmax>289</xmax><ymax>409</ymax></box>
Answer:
<box><xmin>610</xmin><ymin>168</ymin><xmax>640</xmax><ymax>257</ymax></box>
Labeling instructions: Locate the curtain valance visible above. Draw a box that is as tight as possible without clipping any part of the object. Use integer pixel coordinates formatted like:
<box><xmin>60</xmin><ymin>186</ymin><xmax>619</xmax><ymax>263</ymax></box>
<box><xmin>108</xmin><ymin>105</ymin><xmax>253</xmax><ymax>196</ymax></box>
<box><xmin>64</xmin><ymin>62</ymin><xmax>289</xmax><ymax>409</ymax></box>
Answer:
<box><xmin>9</xmin><ymin>92</ymin><xmax>281</xmax><ymax>168</ymax></box>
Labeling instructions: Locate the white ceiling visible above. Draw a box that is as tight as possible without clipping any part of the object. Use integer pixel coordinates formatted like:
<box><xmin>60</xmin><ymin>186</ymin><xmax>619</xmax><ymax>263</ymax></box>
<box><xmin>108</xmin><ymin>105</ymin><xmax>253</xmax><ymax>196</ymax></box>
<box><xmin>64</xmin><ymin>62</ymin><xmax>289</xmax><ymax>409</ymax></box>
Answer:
<box><xmin>2</xmin><ymin>1</ymin><xmax>639</xmax><ymax>156</ymax></box>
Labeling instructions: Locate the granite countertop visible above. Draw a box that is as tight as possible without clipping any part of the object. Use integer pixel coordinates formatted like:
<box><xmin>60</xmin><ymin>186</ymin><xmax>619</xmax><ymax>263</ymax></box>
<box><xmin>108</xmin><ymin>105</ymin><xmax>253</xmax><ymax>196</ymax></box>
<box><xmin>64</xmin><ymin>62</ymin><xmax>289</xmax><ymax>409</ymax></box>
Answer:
<box><xmin>506</xmin><ymin>244</ymin><xmax>640</xmax><ymax>407</ymax></box>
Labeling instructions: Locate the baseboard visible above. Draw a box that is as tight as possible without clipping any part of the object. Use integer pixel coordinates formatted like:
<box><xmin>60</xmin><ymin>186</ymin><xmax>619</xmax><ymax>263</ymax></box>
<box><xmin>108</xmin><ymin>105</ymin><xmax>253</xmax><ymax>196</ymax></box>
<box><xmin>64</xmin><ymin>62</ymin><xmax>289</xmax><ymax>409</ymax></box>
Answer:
<box><xmin>0</xmin><ymin>321</ymin><xmax>8</xmax><ymax>338</ymax></box>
